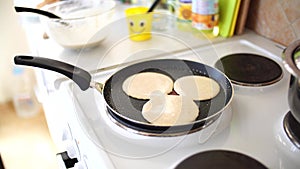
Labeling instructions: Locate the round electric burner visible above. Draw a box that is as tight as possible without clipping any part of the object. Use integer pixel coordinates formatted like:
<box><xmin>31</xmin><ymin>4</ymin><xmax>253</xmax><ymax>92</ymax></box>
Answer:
<box><xmin>283</xmin><ymin>111</ymin><xmax>300</xmax><ymax>149</ymax></box>
<box><xmin>215</xmin><ymin>53</ymin><xmax>283</xmax><ymax>86</ymax></box>
<box><xmin>175</xmin><ymin>150</ymin><xmax>267</xmax><ymax>169</ymax></box>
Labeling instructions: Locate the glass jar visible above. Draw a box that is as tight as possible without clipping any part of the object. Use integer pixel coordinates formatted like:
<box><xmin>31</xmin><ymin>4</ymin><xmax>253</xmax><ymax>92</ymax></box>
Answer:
<box><xmin>191</xmin><ymin>0</ymin><xmax>219</xmax><ymax>37</ymax></box>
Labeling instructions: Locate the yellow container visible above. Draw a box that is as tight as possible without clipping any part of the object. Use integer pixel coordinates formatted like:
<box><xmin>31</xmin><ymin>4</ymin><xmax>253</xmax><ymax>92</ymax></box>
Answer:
<box><xmin>125</xmin><ymin>7</ymin><xmax>152</xmax><ymax>41</ymax></box>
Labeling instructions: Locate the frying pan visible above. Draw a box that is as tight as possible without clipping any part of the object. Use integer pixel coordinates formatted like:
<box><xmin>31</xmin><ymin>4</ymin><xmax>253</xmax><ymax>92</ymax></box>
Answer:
<box><xmin>14</xmin><ymin>56</ymin><xmax>233</xmax><ymax>136</ymax></box>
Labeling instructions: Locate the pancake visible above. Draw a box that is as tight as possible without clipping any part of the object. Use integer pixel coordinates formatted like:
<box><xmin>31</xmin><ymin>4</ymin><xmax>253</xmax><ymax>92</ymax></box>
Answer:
<box><xmin>122</xmin><ymin>72</ymin><xmax>173</xmax><ymax>99</ymax></box>
<box><xmin>142</xmin><ymin>92</ymin><xmax>199</xmax><ymax>126</ymax></box>
<box><xmin>174</xmin><ymin>75</ymin><xmax>220</xmax><ymax>100</ymax></box>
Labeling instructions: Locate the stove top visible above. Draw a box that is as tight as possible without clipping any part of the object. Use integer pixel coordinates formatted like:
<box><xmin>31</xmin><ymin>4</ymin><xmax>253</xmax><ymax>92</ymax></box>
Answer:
<box><xmin>62</xmin><ymin>36</ymin><xmax>300</xmax><ymax>169</ymax></box>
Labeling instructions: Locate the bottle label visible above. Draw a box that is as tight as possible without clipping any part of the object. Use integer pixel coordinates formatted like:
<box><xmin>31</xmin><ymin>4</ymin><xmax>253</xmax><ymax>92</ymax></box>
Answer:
<box><xmin>192</xmin><ymin>13</ymin><xmax>219</xmax><ymax>30</ymax></box>
<box><xmin>177</xmin><ymin>1</ymin><xmax>192</xmax><ymax>22</ymax></box>
<box><xmin>192</xmin><ymin>0</ymin><xmax>219</xmax><ymax>15</ymax></box>
<box><xmin>191</xmin><ymin>0</ymin><xmax>218</xmax><ymax>30</ymax></box>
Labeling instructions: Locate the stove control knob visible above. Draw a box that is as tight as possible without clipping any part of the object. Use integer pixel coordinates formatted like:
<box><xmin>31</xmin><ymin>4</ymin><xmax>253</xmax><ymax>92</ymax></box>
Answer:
<box><xmin>73</xmin><ymin>159</ymin><xmax>88</xmax><ymax>169</ymax></box>
<box><xmin>64</xmin><ymin>139</ymin><xmax>80</xmax><ymax>160</ymax></box>
<box><xmin>56</xmin><ymin>151</ymin><xmax>78</xmax><ymax>169</ymax></box>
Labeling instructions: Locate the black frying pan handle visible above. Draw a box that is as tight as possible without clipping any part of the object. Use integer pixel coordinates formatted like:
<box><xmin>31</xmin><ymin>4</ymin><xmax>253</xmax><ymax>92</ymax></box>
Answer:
<box><xmin>14</xmin><ymin>55</ymin><xmax>91</xmax><ymax>91</ymax></box>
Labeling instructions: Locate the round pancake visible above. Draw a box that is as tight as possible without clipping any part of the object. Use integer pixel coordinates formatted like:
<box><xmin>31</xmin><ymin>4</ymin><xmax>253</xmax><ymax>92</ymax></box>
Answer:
<box><xmin>174</xmin><ymin>75</ymin><xmax>220</xmax><ymax>100</ymax></box>
<box><xmin>142</xmin><ymin>92</ymin><xmax>199</xmax><ymax>126</ymax></box>
<box><xmin>122</xmin><ymin>72</ymin><xmax>173</xmax><ymax>99</ymax></box>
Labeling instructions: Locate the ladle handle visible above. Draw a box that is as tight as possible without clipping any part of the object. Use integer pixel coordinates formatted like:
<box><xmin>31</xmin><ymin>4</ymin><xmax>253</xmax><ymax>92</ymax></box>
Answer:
<box><xmin>14</xmin><ymin>55</ymin><xmax>91</xmax><ymax>90</ymax></box>
<box><xmin>147</xmin><ymin>0</ymin><xmax>160</xmax><ymax>13</ymax></box>
<box><xmin>14</xmin><ymin>6</ymin><xmax>61</xmax><ymax>19</ymax></box>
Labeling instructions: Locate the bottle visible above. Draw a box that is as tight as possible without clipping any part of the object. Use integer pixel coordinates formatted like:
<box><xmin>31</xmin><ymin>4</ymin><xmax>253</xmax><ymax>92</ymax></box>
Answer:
<box><xmin>177</xmin><ymin>0</ymin><xmax>192</xmax><ymax>22</ymax></box>
<box><xmin>12</xmin><ymin>66</ymin><xmax>40</xmax><ymax>118</ymax></box>
<box><xmin>175</xmin><ymin>0</ymin><xmax>193</xmax><ymax>31</ymax></box>
<box><xmin>191</xmin><ymin>0</ymin><xmax>219</xmax><ymax>38</ymax></box>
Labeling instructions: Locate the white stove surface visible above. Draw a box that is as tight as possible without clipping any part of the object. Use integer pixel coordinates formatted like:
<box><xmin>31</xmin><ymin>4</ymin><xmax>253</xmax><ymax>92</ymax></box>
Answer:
<box><xmin>53</xmin><ymin>34</ymin><xmax>300</xmax><ymax>169</ymax></box>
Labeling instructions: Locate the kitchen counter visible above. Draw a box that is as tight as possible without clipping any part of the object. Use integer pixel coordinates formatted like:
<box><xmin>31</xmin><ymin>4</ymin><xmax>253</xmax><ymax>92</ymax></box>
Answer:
<box><xmin>23</xmin><ymin>1</ymin><xmax>285</xmax><ymax>93</ymax></box>
<box><xmin>25</xmin><ymin>2</ymin><xmax>227</xmax><ymax>69</ymax></box>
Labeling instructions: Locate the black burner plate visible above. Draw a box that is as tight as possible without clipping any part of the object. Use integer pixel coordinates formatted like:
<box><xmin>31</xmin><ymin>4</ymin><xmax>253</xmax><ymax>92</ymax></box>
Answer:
<box><xmin>215</xmin><ymin>53</ymin><xmax>283</xmax><ymax>86</ymax></box>
<box><xmin>175</xmin><ymin>150</ymin><xmax>267</xmax><ymax>169</ymax></box>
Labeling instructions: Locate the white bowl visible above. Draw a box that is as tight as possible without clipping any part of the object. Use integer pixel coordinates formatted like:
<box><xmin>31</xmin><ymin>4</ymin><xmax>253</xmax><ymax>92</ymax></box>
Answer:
<box><xmin>41</xmin><ymin>0</ymin><xmax>116</xmax><ymax>49</ymax></box>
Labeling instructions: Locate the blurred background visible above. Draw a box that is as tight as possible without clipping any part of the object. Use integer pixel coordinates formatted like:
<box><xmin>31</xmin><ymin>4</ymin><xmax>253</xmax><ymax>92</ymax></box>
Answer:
<box><xmin>0</xmin><ymin>0</ymin><xmax>299</xmax><ymax>168</ymax></box>
<box><xmin>0</xmin><ymin>0</ymin><xmax>58</xmax><ymax>168</ymax></box>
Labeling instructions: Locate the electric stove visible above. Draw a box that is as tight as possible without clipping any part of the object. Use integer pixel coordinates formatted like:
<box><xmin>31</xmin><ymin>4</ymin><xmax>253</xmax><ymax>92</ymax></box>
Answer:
<box><xmin>49</xmin><ymin>34</ymin><xmax>300</xmax><ymax>169</ymax></box>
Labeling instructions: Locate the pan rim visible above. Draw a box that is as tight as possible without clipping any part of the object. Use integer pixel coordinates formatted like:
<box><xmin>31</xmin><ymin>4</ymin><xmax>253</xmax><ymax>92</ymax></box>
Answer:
<box><xmin>105</xmin><ymin>109</ymin><xmax>220</xmax><ymax>137</ymax></box>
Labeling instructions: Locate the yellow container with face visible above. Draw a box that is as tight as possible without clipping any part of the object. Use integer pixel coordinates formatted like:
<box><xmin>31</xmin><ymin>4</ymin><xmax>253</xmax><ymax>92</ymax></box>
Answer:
<box><xmin>125</xmin><ymin>7</ymin><xmax>153</xmax><ymax>41</ymax></box>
